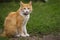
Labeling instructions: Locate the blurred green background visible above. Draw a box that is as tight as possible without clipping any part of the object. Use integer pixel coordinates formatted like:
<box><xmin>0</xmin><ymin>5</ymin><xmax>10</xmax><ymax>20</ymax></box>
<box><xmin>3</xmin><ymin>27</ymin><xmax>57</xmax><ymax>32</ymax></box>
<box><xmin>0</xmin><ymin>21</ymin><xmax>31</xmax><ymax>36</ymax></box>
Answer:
<box><xmin>0</xmin><ymin>0</ymin><xmax>60</xmax><ymax>39</ymax></box>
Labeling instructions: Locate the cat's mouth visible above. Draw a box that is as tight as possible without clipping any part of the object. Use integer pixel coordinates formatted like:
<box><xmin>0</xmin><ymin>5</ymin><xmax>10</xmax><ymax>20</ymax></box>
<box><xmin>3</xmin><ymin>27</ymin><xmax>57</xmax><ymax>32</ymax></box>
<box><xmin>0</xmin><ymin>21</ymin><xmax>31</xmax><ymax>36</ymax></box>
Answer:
<box><xmin>24</xmin><ymin>12</ymin><xmax>29</xmax><ymax>15</ymax></box>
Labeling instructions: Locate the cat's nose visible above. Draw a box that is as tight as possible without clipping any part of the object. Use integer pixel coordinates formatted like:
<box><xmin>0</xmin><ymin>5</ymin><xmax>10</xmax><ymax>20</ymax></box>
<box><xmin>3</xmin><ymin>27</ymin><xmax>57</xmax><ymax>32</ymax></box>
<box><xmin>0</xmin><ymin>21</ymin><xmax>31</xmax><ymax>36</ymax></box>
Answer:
<box><xmin>25</xmin><ymin>11</ymin><xmax>29</xmax><ymax>13</ymax></box>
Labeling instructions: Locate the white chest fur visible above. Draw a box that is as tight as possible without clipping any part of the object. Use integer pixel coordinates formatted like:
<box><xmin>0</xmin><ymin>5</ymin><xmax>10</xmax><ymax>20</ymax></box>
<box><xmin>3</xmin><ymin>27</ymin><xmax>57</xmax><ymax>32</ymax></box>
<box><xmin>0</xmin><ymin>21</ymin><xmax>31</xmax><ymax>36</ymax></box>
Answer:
<box><xmin>20</xmin><ymin>12</ymin><xmax>30</xmax><ymax>25</ymax></box>
<box><xmin>23</xmin><ymin>15</ymin><xmax>30</xmax><ymax>25</ymax></box>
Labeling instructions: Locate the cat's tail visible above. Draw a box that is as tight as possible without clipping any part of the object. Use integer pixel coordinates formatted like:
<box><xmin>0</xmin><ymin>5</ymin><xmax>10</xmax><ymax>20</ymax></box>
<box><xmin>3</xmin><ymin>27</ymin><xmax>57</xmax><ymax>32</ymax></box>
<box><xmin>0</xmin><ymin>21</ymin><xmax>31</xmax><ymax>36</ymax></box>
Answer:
<box><xmin>0</xmin><ymin>31</ymin><xmax>6</xmax><ymax>37</ymax></box>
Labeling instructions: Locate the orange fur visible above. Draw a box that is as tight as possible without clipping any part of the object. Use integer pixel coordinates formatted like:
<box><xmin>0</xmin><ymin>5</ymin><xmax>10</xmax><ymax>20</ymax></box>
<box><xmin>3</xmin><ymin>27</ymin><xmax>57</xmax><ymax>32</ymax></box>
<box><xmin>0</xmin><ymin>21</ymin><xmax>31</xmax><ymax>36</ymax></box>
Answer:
<box><xmin>1</xmin><ymin>12</ymin><xmax>24</xmax><ymax>37</ymax></box>
<box><xmin>0</xmin><ymin>1</ymin><xmax>32</xmax><ymax>37</ymax></box>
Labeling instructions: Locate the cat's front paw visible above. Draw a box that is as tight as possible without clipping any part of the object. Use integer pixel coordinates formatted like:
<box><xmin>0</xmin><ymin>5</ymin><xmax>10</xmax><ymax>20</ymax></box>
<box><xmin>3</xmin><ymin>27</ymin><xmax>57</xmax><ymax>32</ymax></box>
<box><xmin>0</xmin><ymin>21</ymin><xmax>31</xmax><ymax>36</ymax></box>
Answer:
<box><xmin>25</xmin><ymin>34</ymin><xmax>30</xmax><ymax>37</ymax></box>
<box><xmin>16</xmin><ymin>34</ymin><xmax>20</xmax><ymax>37</ymax></box>
<box><xmin>21</xmin><ymin>33</ymin><xmax>26</xmax><ymax>37</ymax></box>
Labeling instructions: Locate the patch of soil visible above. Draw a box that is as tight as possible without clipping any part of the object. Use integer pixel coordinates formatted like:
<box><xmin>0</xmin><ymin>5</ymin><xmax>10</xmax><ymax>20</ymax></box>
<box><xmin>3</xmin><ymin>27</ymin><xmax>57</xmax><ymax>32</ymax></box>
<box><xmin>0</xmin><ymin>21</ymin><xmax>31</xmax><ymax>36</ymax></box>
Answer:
<box><xmin>9</xmin><ymin>36</ymin><xmax>43</xmax><ymax>40</ymax></box>
<box><xmin>0</xmin><ymin>29</ymin><xmax>60</xmax><ymax>40</ymax></box>
<box><xmin>43</xmin><ymin>34</ymin><xmax>60</xmax><ymax>40</ymax></box>
<box><xmin>8</xmin><ymin>34</ymin><xmax>60</xmax><ymax>40</ymax></box>
<box><xmin>9</xmin><ymin>34</ymin><xmax>60</xmax><ymax>40</ymax></box>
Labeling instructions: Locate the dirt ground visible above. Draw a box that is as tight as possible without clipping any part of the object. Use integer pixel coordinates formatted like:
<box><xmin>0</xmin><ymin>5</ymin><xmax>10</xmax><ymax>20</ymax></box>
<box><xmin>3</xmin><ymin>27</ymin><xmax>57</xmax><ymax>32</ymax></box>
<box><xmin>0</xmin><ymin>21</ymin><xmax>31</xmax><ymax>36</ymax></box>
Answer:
<box><xmin>9</xmin><ymin>34</ymin><xmax>60</xmax><ymax>40</ymax></box>
<box><xmin>0</xmin><ymin>29</ymin><xmax>60</xmax><ymax>40</ymax></box>
<box><xmin>9</xmin><ymin>35</ymin><xmax>43</xmax><ymax>40</ymax></box>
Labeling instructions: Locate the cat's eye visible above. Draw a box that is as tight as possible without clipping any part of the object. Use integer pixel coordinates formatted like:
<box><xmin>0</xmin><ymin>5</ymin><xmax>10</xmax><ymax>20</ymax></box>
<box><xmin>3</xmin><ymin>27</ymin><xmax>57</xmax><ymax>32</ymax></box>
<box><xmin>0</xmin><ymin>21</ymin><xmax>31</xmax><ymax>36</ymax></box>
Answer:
<box><xmin>24</xmin><ymin>8</ymin><xmax>26</xmax><ymax>9</ymax></box>
<box><xmin>28</xmin><ymin>8</ymin><xmax>30</xmax><ymax>9</ymax></box>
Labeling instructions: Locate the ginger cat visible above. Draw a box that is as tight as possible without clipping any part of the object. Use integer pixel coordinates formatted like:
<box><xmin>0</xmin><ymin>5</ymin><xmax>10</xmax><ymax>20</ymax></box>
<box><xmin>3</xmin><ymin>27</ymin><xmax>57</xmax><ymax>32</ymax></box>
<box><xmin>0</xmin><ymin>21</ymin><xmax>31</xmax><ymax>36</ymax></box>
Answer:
<box><xmin>1</xmin><ymin>1</ymin><xmax>32</xmax><ymax>37</ymax></box>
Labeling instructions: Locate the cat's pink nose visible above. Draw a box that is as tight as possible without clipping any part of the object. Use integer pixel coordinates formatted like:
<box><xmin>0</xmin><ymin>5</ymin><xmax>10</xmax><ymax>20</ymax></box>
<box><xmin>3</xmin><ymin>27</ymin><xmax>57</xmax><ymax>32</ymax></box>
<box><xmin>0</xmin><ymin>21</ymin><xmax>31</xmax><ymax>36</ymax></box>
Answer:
<box><xmin>26</xmin><ymin>11</ymin><xmax>29</xmax><ymax>13</ymax></box>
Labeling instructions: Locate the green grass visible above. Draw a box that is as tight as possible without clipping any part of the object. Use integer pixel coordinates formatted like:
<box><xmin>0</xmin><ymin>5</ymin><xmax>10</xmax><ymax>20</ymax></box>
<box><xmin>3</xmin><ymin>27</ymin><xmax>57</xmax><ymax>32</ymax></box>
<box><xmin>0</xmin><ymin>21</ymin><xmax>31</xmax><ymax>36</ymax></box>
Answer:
<box><xmin>28</xmin><ymin>0</ymin><xmax>60</xmax><ymax>34</ymax></box>
<box><xmin>0</xmin><ymin>0</ymin><xmax>60</xmax><ymax>39</ymax></box>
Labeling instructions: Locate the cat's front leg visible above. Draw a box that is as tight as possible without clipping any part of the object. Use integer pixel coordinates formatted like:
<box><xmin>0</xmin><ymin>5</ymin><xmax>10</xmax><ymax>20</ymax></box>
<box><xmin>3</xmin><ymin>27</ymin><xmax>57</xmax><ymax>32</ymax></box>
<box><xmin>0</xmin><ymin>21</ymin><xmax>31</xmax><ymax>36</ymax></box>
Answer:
<box><xmin>16</xmin><ymin>26</ymin><xmax>26</xmax><ymax>37</ymax></box>
<box><xmin>23</xmin><ymin>26</ymin><xmax>30</xmax><ymax>37</ymax></box>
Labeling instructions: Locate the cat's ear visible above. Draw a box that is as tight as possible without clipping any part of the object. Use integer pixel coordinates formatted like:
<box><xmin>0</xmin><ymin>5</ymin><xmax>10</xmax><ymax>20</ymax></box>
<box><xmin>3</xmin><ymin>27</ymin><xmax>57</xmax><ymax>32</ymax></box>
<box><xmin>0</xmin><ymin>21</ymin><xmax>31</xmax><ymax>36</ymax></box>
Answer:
<box><xmin>20</xmin><ymin>1</ymin><xmax>24</xmax><ymax>6</ymax></box>
<box><xmin>29</xmin><ymin>1</ymin><xmax>32</xmax><ymax>5</ymax></box>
